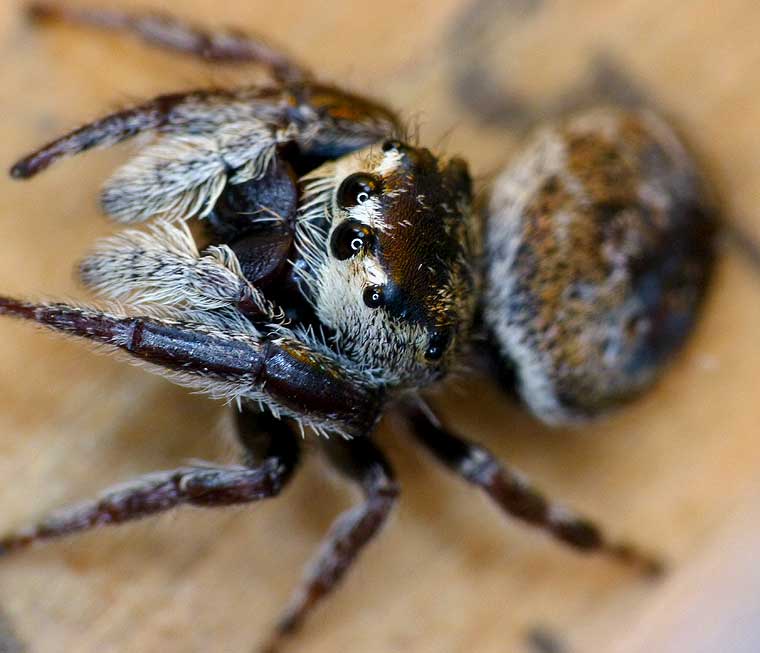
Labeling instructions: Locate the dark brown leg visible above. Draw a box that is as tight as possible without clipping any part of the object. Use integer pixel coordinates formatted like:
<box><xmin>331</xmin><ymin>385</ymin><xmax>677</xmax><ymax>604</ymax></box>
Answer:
<box><xmin>405</xmin><ymin>404</ymin><xmax>664</xmax><ymax>576</ymax></box>
<box><xmin>235</xmin><ymin>405</ymin><xmax>300</xmax><ymax>472</ymax></box>
<box><xmin>11</xmin><ymin>8</ymin><xmax>398</xmax><ymax>185</ymax></box>
<box><xmin>263</xmin><ymin>437</ymin><xmax>399</xmax><ymax>651</ymax></box>
<box><xmin>27</xmin><ymin>2</ymin><xmax>308</xmax><ymax>82</ymax></box>
<box><xmin>0</xmin><ymin>407</ymin><xmax>299</xmax><ymax>555</ymax></box>
<box><xmin>9</xmin><ymin>90</ymin><xmax>219</xmax><ymax>179</ymax></box>
<box><xmin>0</xmin><ymin>297</ymin><xmax>383</xmax><ymax>436</ymax></box>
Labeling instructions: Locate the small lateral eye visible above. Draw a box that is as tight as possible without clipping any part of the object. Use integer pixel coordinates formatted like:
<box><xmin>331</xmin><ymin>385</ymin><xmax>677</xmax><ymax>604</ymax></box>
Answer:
<box><xmin>363</xmin><ymin>285</ymin><xmax>385</xmax><ymax>309</ymax></box>
<box><xmin>337</xmin><ymin>173</ymin><xmax>381</xmax><ymax>208</ymax></box>
<box><xmin>330</xmin><ymin>220</ymin><xmax>376</xmax><ymax>260</ymax></box>
<box><xmin>425</xmin><ymin>328</ymin><xmax>453</xmax><ymax>361</ymax></box>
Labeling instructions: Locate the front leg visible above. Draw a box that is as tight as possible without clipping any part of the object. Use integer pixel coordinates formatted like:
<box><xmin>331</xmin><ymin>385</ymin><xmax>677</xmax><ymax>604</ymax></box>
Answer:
<box><xmin>0</xmin><ymin>297</ymin><xmax>384</xmax><ymax>436</ymax></box>
<box><xmin>0</xmin><ymin>405</ymin><xmax>299</xmax><ymax>555</ymax></box>
<box><xmin>405</xmin><ymin>404</ymin><xmax>664</xmax><ymax>576</ymax></box>
<box><xmin>265</xmin><ymin>436</ymin><xmax>399</xmax><ymax>651</ymax></box>
<box><xmin>10</xmin><ymin>82</ymin><xmax>399</xmax><ymax>222</ymax></box>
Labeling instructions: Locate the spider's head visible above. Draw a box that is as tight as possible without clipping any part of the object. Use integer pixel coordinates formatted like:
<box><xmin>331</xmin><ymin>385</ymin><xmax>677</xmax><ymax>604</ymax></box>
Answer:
<box><xmin>296</xmin><ymin>141</ymin><xmax>481</xmax><ymax>387</ymax></box>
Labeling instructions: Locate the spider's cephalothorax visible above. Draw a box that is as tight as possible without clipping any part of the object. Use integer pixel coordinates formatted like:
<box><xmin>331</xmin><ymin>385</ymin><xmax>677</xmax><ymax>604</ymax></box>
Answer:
<box><xmin>0</xmin><ymin>5</ymin><xmax>716</xmax><ymax>651</ymax></box>
<box><xmin>296</xmin><ymin>142</ymin><xmax>480</xmax><ymax>386</ymax></box>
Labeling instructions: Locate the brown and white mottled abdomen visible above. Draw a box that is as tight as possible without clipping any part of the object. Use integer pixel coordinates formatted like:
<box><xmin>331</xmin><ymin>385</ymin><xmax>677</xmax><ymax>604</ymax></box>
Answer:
<box><xmin>483</xmin><ymin>107</ymin><xmax>716</xmax><ymax>425</ymax></box>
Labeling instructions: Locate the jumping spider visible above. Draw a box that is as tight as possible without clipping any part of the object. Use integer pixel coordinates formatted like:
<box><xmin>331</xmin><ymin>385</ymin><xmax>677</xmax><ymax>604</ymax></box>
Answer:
<box><xmin>0</xmin><ymin>3</ymin><xmax>716</xmax><ymax>650</ymax></box>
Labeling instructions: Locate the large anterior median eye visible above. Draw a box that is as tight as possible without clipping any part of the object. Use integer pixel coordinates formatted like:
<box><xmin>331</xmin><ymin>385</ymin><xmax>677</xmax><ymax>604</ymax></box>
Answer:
<box><xmin>330</xmin><ymin>220</ymin><xmax>376</xmax><ymax>260</ymax></box>
<box><xmin>337</xmin><ymin>173</ymin><xmax>381</xmax><ymax>208</ymax></box>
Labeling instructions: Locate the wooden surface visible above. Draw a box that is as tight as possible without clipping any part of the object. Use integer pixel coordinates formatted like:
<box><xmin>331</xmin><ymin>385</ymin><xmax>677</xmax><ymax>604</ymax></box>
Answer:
<box><xmin>0</xmin><ymin>1</ymin><xmax>759</xmax><ymax>652</ymax></box>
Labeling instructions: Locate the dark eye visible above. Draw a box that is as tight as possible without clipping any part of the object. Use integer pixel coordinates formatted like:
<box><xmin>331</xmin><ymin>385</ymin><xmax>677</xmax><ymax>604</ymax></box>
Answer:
<box><xmin>330</xmin><ymin>220</ymin><xmax>376</xmax><ymax>260</ymax></box>
<box><xmin>363</xmin><ymin>285</ymin><xmax>385</xmax><ymax>309</ymax></box>
<box><xmin>382</xmin><ymin>140</ymin><xmax>404</xmax><ymax>152</ymax></box>
<box><xmin>337</xmin><ymin>173</ymin><xmax>381</xmax><ymax>208</ymax></box>
<box><xmin>425</xmin><ymin>328</ymin><xmax>453</xmax><ymax>361</ymax></box>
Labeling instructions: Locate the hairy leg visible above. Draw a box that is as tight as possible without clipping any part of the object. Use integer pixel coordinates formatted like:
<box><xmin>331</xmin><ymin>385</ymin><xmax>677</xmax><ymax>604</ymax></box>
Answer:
<box><xmin>27</xmin><ymin>1</ymin><xmax>308</xmax><ymax>82</ymax></box>
<box><xmin>10</xmin><ymin>83</ymin><xmax>397</xmax><ymax>177</ymax></box>
<box><xmin>11</xmin><ymin>9</ymin><xmax>400</xmax><ymax>221</ymax></box>
<box><xmin>0</xmin><ymin>407</ymin><xmax>299</xmax><ymax>555</ymax></box>
<box><xmin>10</xmin><ymin>82</ymin><xmax>397</xmax><ymax>223</ymax></box>
<box><xmin>9</xmin><ymin>91</ymin><xmax>196</xmax><ymax>179</ymax></box>
<box><xmin>0</xmin><ymin>297</ymin><xmax>383</xmax><ymax>436</ymax></box>
<box><xmin>405</xmin><ymin>404</ymin><xmax>664</xmax><ymax>576</ymax></box>
<box><xmin>264</xmin><ymin>436</ymin><xmax>399</xmax><ymax>650</ymax></box>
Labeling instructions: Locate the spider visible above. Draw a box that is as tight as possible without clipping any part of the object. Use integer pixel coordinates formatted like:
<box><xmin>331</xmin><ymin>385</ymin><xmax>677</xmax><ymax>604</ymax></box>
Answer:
<box><xmin>0</xmin><ymin>3</ymin><xmax>716</xmax><ymax>650</ymax></box>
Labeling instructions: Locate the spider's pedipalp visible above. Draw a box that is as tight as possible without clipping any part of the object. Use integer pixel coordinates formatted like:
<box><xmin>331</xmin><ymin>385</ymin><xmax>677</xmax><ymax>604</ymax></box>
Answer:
<box><xmin>99</xmin><ymin>117</ymin><xmax>280</xmax><ymax>223</ymax></box>
<box><xmin>79</xmin><ymin>221</ymin><xmax>281</xmax><ymax>321</ymax></box>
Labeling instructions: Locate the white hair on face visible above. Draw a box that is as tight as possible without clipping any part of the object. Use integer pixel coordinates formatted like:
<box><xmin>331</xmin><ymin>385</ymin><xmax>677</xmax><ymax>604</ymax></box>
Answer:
<box><xmin>292</xmin><ymin>144</ymin><xmax>479</xmax><ymax>387</ymax></box>
<box><xmin>346</xmin><ymin>196</ymin><xmax>387</xmax><ymax>232</ymax></box>
<box><xmin>292</xmin><ymin>163</ymin><xmax>337</xmax><ymax>300</ymax></box>
<box><xmin>313</xmin><ymin>253</ymin><xmax>431</xmax><ymax>385</ymax></box>
<box><xmin>376</xmin><ymin>148</ymin><xmax>404</xmax><ymax>176</ymax></box>
<box><xmin>344</xmin><ymin>148</ymin><xmax>408</xmax><ymax>233</ymax></box>
<box><xmin>362</xmin><ymin>256</ymin><xmax>388</xmax><ymax>287</ymax></box>
<box><xmin>291</xmin><ymin>147</ymin><xmax>420</xmax><ymax>381</ymax></box>
<box><xmin>293</xmin><ymin>146</ymin><xmax>384</xmax><ymax>305</ymax></box>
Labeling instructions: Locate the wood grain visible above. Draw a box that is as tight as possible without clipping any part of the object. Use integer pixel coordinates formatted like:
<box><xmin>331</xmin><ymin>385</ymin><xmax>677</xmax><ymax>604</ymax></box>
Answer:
<box><xmin>0</xmin><ymin>1</ymin><xmax>759</xmax><ymax>652</ymax></box>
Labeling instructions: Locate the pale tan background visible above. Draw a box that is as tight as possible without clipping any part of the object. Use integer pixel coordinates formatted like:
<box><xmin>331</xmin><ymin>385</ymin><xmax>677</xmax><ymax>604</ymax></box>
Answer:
<box><xmin>0</xmin><ymin>1</ymin><xmax>759</xmax><ymax>652</ymax></box>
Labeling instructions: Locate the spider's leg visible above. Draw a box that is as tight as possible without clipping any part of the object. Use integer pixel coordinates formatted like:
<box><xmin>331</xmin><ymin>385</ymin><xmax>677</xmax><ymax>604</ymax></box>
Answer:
<box><xmin>264</xmin><ymin>436</ymin><xmax>399</xmax><ymax>650</ymax></box>
<box><xmin>0</xmin><ymin>407</ymin><xmax>299</xmax><ymax>555</ymax></box>
<box><xmin>10</xmin><ymin>84</ymin><xmax>399</xmax><ymax>181</ymax></box>
<box><xmin>0</xmin><ymin>297</ymin><xmax>383</xmax><ymax>436</ymax></box>
<box><xmin>27</xmin><ymin>1</ymin><xmax>308</xmax><ymax>82</ymax></box>
<box><xmin>405</xmin><ymin>404</ymin><xmax>664</xmax><ymax>576</ymax></box>
<box><xmin>11</xmin><ymin>82</ymin><xmax>399</xmax><ymax>223</ymax></box>
<box><xmin>9</xmin><ymin>91</ymin><xmax>197</xmax><ymax>179</ymax></box>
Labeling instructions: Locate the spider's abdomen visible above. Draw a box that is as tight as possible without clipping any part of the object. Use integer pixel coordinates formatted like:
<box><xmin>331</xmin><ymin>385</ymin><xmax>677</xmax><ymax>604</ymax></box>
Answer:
<box><xmin>483</xmin><ymin>107</ymin><xmax>716</xmax><ymax>425</ymax></box>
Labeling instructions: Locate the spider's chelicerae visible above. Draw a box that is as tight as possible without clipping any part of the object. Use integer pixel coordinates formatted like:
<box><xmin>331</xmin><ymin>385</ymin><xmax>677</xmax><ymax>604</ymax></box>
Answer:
<box><xmin>1</xmin><ymin>3</ymin><xmax>716</xmax><ymax>649</ymax></box>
